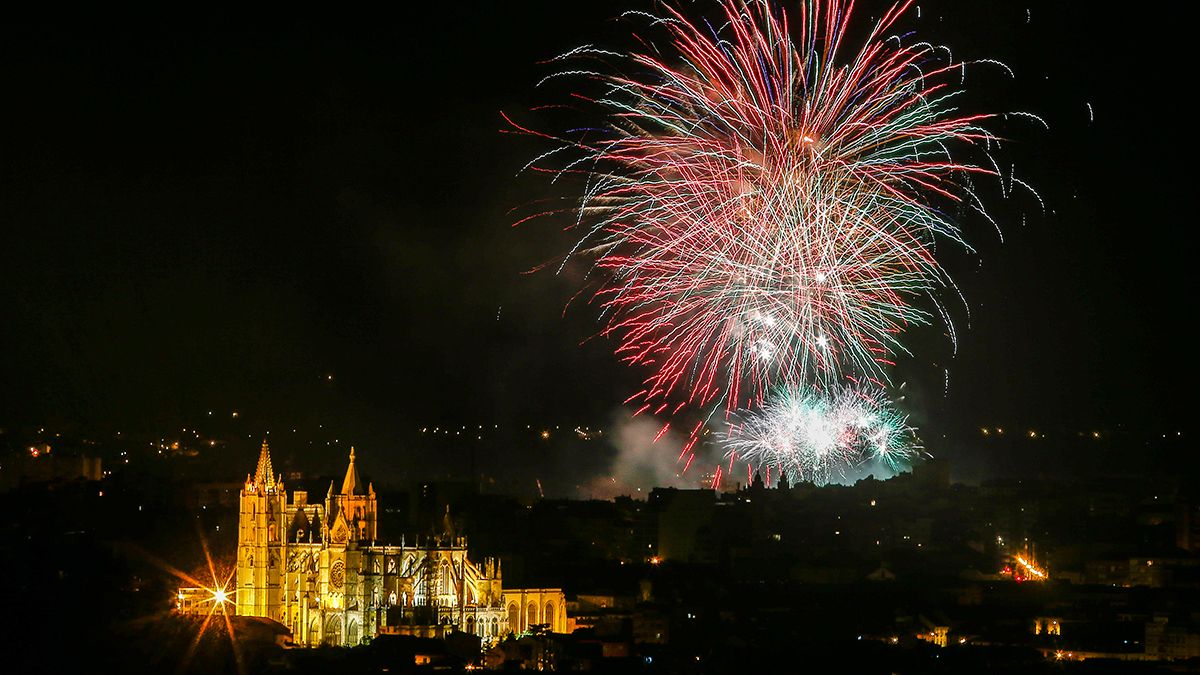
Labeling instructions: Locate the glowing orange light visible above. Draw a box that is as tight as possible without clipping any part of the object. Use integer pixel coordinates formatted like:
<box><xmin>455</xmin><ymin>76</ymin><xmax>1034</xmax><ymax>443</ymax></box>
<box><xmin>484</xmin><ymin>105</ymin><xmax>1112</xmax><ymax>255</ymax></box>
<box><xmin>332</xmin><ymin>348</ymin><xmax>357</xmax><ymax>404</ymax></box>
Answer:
<box><xmin>1014</xmin><ymin>554</ymin><xmax>1047</xmax><ymax>580</ymax></box>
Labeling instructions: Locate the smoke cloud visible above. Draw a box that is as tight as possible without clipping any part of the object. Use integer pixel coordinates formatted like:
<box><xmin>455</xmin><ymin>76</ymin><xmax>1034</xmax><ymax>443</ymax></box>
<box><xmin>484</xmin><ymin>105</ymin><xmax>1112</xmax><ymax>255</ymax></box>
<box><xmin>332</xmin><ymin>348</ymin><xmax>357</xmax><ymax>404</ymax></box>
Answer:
<box><xmin>579</xmin><ymin>409</ymin><xmax>719</xmax><ymax>499</ymax></box>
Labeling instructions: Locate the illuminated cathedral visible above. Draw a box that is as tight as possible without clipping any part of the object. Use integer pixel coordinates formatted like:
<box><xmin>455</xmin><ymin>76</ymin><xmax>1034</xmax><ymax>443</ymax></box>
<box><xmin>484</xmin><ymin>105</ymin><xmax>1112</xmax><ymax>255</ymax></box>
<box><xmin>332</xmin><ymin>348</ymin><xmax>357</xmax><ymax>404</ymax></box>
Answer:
<box><xmin>234</xmin><ymin>441</ymin><xmax>566</xmax><ymax>646</ymax></box>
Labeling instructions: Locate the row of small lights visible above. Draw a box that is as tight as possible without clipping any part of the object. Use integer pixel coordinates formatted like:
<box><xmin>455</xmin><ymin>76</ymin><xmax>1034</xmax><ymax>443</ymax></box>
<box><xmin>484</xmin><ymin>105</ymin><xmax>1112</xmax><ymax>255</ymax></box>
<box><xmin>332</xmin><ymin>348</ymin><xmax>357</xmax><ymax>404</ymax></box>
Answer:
<box><xmin>419</xmin><ymin>424</ymin><xmax>601</xmax><ymax>432</ymax></box>
<box><xmin>27</xmin><ymin>424</ymin><xmax>355</xmax><ymax>467</ymax></box>
<box><xmin>982</xmin><ymin>428</ymin><xmax>1184</xmax><ymax>439</ymax></box>
<box><xmin>418</xmin><ymin>425</ymin><xmax>604</xmax><ymax>442</ymax></box>
<box><xmin>20</xmin><ymin>418</ymin><xmax>1183</xmax><ymax>445</ymax></box>
<box><xmin>99</xmin><ymin>372</ymin><xmax>340</xmax><ymax>455</ymax></box>
<box><xmin>982</xmin><ymin>427</ymin><xmax>1103</xmax><ymax>439</ymax></box>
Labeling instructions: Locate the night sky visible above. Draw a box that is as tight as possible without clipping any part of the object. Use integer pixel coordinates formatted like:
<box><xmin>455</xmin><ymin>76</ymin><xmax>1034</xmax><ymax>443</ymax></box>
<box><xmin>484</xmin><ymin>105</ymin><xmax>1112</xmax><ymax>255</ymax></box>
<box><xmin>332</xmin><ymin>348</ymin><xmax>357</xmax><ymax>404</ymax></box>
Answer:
<box><xmin>1</xmin><ymin>2</ymin><xmax>1191</xmax><ymax>479</ymax></box>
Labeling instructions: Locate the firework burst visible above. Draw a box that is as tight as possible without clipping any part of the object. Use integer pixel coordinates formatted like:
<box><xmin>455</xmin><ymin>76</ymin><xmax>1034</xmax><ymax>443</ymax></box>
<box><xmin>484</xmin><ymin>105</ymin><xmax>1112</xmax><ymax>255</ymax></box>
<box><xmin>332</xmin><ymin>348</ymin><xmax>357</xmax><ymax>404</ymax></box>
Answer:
<box><xmin>722</xmin><ymin>385</ymin><xmax>920</xmax><ymax>486</ymax></box>
<box><xmin>513</xmin><ymin>0</ymin><xmax>1006</xmax><ymax>414</ymax></box>
<box><xmin>513</xmin><ymin>0</ymin><xmax>1034</xmax><ymax>475</ymax></box>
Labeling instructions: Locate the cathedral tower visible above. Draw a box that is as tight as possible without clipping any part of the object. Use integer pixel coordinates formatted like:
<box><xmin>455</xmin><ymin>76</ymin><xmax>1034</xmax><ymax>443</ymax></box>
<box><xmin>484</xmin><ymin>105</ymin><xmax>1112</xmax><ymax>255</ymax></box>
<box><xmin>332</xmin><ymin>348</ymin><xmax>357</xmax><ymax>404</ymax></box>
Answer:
<box><xmin>326</xmin><ymin>447</ymin><xmax>377</xmax><ymax>544</ymax></box>
<box><xmin>236</xmin><ymin>440</ymin><xmax>286</xmax><ymax>620</ymax></box>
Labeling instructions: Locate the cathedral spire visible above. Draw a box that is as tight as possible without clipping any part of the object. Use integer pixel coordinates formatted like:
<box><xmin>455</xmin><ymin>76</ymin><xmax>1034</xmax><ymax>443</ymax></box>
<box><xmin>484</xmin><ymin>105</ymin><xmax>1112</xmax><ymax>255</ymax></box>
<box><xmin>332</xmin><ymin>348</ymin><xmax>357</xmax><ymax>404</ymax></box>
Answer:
<box><xmin>341</xmin><ymin>446</ymin><xmax>362</xmax><ymax>495</ymax></box>
<box><xmin>252</xmin><ymin>439</ymin><xmax>275</xmax><ymax>489</ymax></box>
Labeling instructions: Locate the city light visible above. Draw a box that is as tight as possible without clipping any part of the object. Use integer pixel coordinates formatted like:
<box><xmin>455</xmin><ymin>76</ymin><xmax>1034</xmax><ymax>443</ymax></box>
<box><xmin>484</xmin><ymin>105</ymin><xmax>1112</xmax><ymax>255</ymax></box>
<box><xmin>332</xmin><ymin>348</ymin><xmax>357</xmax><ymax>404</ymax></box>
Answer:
<box><xmin>1013</xmin><ymin>554</ymin><xmax>1048</xmax><ymax>581</ymax></box>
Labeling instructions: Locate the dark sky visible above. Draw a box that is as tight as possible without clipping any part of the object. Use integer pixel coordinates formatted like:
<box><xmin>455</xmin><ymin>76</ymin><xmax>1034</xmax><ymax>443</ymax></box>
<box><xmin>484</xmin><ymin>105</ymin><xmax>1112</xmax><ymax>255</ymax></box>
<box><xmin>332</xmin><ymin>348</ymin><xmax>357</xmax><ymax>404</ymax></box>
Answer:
<box><xmin>0</xmin><ymin>1</ymin><xmax>1191</xmax><ymax>466</ymax></box>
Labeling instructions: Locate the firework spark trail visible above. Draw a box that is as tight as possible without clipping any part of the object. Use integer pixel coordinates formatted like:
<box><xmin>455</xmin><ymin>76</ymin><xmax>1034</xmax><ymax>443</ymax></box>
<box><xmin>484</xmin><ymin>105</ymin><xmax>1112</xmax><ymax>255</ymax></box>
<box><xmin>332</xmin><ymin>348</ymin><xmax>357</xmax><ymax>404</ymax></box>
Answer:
<box><xmin>723</xmin><ymin>385</ymin><xmax>921</xmax><ymax>486</ymax></box>
<box><xmin>513</xmin><ymin>0</ymin><xmax>1027</xmax><ymax>475</ymax></box>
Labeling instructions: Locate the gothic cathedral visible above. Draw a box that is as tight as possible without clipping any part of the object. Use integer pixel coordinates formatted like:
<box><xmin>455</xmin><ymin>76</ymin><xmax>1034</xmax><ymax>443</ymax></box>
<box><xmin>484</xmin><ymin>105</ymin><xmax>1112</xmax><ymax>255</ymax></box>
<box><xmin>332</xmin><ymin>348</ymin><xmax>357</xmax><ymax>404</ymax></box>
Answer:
<box><xmin>235</xmin><ymin>441</ymin><xmax>565</xmax><ymax>646</ymax></box>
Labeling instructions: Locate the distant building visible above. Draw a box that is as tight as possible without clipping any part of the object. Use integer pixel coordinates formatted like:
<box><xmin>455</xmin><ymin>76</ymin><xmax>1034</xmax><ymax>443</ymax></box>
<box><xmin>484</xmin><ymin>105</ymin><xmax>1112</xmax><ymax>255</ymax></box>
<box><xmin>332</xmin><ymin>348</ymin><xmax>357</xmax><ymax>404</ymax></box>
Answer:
<box><xmin>176</xmin><ymin>586</ymin><xmax>221</xmax><ymax>615</ymax></box>
<box><xmin>3</xmin><ymin>448</ymin><xmax>101</xmax><ymax>489</ymax></box>
<box><xmin>1033</xmin><ymin>617</ymin><xmax>1062</xmax><ymax>636</ymax></box>
<box><xmin>504</xmin><ymin>588</ymin><xmax>567</xmax><ymax>634</ymax></box>
<box><xmin>234</xmin><ymin>441</ymin><xmax>564</xmax><ymax>646</ymax></box>
<box><xmin>651</xmin><ymin>488</ymin><xmax>715</xmax><ymax>562</ymax></box>
<box><xmin>1177</xmin><ymin>499</ymin><xmax>1200</xmax><ymax>553</ymax></box>
<box><xmin>1145</xmin><ymin>616</ymin><xmax>1200</xmax><ymax>660</ymax></box>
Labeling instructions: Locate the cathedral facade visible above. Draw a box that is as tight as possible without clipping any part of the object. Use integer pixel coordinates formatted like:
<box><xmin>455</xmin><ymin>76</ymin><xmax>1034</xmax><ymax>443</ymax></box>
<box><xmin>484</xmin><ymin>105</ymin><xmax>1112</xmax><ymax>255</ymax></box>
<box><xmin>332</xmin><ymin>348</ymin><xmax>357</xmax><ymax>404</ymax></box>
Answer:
<box><xmin>235</xmin><ymin>441</ymin><xmax>565</xmax><ymax>646</ymax></box>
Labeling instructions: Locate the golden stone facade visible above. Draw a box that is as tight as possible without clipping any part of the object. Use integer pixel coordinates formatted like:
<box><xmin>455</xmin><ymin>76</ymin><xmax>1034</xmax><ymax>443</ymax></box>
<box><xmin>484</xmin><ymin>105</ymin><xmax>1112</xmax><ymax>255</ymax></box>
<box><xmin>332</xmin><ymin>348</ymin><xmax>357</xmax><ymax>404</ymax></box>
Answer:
<box><xmin>235</xmin><ymin>441</ymin><xmax>566</xmax><ymax>646</ymax></box>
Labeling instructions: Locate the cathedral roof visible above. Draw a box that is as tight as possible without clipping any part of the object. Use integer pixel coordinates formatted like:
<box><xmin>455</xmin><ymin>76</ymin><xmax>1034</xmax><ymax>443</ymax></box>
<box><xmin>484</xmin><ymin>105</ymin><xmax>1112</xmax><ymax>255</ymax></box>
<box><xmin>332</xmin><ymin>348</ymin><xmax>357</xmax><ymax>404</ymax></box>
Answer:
<box><xmin>341</xmin><ymin>446</ymin><xmax>362</xmax><ymax>495</ymax></box>
<box><xmin>288</xmin><ymin>507</ymin><xmax>315</xmax><ymax>543</ymax></box>
<box><xmin>253</xmin><ymin>439</ymin><xmax>275</xmax><ymax>489</ymax></box>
